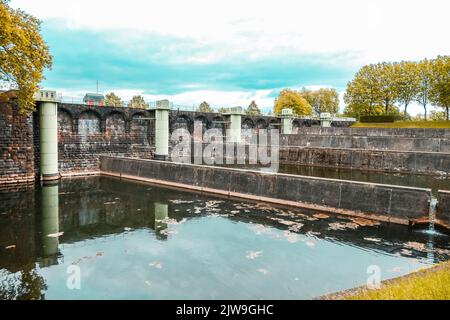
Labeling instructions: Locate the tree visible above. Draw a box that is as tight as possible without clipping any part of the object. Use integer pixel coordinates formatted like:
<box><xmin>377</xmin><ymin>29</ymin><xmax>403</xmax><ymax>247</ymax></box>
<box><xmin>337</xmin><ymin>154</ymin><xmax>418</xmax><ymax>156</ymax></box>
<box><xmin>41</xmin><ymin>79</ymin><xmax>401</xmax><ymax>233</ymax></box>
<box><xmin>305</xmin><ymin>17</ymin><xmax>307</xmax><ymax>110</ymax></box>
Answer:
<box><xmin>105</xmin><ymin>92</ymin><xmax>123</xmax><ymax>107</ymax></box>
<box><xmin>245</xmin><ymin>100</ymin><xmax>261</xmax><ymax>115</ymax></box>
<box><xmin>302</xmin><ymin>87</ymin><xmax>339</xmax><ymax>116</ymax></box>
<box><xmin>376</xmin><ymin>62</ymin><xmax>399</xmax><ymax>114</ymax></box>
<box><xmin>218</xmin><ymin>107</ymin><xmax>229</xmax><ymax>113</ymax></box>
<box><xmin>430</xmin><ymin>55</ymin><xmax>450</xmax><ymax>120</ymax></box>
<box><xmin>429</xmin><ymin>109</ymin><xmax>447</xmax><ymax>121</ymax></box>
<box><xmin>274</xmin><ymin>89</ymin><xmax>312</xmax><ymax>116</ymax></box>
<box><xmin>0</xmin><ymin>0</ymin><xmax>52</xmax><ymax>114</ymax></box>
<box><xmin>393</xmin><ymin>61</ymin><xmax>420</xmax><ymax>119</ymax></box>
<box><xmin>128</xmin><ymin>95</ymin><xmax>149</xmax><ymax>109</ymax></box>
<box><xmin>416</xmin><ymin>59</ymin><xmax>433</xmax><ymax>120</ymax></box>
<box><xmin>197</xmin><ymin>101</ymin><xmax>213</xmax><ymax>113</ymax></box>
<box><xmin>343</xmin><ymin>64</ymin><xmax>384</xmax><ymax>116</ymax></box>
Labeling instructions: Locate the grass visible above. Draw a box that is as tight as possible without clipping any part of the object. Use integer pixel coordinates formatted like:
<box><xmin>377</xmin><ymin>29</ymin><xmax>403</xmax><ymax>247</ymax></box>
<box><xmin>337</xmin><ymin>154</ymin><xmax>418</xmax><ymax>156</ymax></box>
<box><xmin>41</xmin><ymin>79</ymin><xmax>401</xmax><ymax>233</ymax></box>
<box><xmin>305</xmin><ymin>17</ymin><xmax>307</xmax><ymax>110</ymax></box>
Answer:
<box><xmin>343</xmin><ymin>262</ymin><xmax>450</xmax><ymax>300</ymax></box>
<box><xmin>351</xmin><ymin>120</ymin><xmax>450</xmax><ymax>128</ymax></box>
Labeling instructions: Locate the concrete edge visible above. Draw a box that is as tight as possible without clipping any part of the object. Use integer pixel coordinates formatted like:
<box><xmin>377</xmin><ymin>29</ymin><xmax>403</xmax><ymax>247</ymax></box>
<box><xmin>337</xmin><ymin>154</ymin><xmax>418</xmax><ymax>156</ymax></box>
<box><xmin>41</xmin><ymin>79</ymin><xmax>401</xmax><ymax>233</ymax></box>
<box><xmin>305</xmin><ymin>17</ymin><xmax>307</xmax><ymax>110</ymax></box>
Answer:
<box><xmin>100</xmin><ymin>170</ymin><xmax>410</xmax><ymax>226</ymax></box>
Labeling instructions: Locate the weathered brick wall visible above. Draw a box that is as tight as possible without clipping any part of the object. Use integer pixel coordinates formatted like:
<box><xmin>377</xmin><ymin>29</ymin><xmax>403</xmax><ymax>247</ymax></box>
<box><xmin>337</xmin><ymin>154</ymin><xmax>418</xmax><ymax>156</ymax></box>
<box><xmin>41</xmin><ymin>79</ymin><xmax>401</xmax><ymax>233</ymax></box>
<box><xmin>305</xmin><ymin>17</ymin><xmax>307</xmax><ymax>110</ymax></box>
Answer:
<box><xmin>0</xmin><ymin>103</ymin><xmax>35</xmax><ymax>185</ymax></box>
<box><xmin>55</xmin><ymin>104</ymin><xmax>155</xmax><ymax>175</ymax></box>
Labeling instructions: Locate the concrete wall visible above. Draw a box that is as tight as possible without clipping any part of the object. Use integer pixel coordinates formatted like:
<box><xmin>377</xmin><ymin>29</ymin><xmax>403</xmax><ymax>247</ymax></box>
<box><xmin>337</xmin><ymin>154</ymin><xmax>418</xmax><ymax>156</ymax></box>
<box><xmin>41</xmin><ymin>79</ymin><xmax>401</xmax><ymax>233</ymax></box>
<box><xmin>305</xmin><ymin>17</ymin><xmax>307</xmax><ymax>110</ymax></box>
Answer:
<box><xmin>0</xmin><ymin>103</ymin><xmax>35</xmax><ymax>185</ymax></box>
<box><xmin>437</xmin><ymin>190</ymin><xmax>450</xmax><ymax>228</ymax></box>
<box><xmin>100</xmin><ymin>156</ymin><xmax>432</xmax><ymax>225</ymax></box>
<box><xmin>295</xmin><ymin>127</ymin><xmax>450</xmax><ymax>138</ymax></box>
<box><xmin>281</xmin><ymin>132</ymin><xmax>450</xmax><ymax>152</ymax></box>
<box><xmin>279</xmin><ymin>147</ymin><xmax>450</xmax><ymax>175</ymax></box>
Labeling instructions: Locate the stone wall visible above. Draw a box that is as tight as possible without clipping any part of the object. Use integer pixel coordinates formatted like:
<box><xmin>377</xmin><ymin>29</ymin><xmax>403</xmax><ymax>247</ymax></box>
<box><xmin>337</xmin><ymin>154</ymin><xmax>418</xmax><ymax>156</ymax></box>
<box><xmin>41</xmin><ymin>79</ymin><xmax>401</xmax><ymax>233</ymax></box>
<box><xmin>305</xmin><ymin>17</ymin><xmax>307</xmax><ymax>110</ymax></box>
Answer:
<box><xmin>281</xmin><ymin>130</ymin><xmax>450</xmax><ymax>152</ymax></box>
<box><xmin>100</xmin><ymin>156</ymin><xmax>433</xmax><ymax>225</ymax></box>
<box><xmin>0</xmin><ymin>103</ymin><xmax>35</xmax><ymax>185</ymax></box>
<box><xmin>279</xmin><ymin>147</ymin><xmax>450</xmax><ymax>176</ymax></box>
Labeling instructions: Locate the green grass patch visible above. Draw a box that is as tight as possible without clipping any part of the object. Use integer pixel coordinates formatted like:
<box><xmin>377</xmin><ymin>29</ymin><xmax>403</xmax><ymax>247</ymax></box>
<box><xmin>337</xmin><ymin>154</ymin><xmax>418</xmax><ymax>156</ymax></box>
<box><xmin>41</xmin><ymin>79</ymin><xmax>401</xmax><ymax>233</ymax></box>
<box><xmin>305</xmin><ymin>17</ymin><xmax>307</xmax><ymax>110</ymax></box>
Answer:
<box><xmin>352</xmin><ymin>121</ymin><xmax>450</xmax><ymax>128</ymax></box>
<box><xmin>346</xmin><ymin>262</ymin><xmax>450</xmax><ymax>300</ymax></box>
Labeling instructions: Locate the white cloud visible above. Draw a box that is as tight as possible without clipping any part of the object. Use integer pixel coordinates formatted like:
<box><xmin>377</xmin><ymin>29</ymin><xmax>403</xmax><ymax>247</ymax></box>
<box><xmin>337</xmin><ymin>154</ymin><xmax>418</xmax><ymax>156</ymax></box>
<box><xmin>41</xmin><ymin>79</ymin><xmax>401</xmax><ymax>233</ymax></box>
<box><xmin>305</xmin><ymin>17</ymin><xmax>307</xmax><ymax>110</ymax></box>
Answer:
<box><xmin>11</xmin><ymin>0</ymin><xmax>450</xmax><ymax>66</ymax></box>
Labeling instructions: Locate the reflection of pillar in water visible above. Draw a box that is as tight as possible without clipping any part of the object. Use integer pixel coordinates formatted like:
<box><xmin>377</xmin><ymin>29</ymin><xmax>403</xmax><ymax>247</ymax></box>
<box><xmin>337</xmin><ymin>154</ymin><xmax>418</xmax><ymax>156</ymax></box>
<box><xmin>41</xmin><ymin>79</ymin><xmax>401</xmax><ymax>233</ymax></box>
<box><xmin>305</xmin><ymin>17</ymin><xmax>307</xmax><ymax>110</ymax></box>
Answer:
<box><xmin>154</xmin><ymin>202</ymin><xmax>168</xmax><ymax>238</ymax></box>
<box><xmin>40</xmin><ymin>184</ymin><xmax>60</xmax><ymax>267</ymax></box>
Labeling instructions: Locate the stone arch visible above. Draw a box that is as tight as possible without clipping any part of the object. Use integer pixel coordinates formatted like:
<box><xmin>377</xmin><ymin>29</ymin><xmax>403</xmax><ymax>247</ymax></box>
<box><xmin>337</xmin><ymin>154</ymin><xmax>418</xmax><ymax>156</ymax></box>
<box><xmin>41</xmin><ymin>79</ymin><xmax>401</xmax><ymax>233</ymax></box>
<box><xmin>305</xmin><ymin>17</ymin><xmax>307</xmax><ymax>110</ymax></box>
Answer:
<box><xmin>256</xmin><ymin>118</ymin><xmax>267</xmax><ymax>129</ymax></box>
<box><xmin>78</xmin><ymin>110</ymin><xmax>101</xmax><ymax>136</ymax></box>
<box><xmin>58</xmin><ymin>108</ymin><xmax>73</xmax><ymax>133</ymax></box>
<box><xmin>171</xmin><ymin>114</ymin><xmax>193</xmax><ymax>134</ymax></box>
<box><xmin>105</xmin><ymin>111</ymin><xmax>126</xmax><ymax>136</ymax></box>
<box><xmin>130</xmin><ymin>112</ymin><xmax>149</xmax><ymax>144</ymax></box>
<box><xmin>194</xmin><ymin>115</ymin><xmax>210</xmax><ymax>130</ymax></box>
<box><xmin>242</xmin><ymin>117</ymin><xmax>255</xmax><ymax>130</ymax></box>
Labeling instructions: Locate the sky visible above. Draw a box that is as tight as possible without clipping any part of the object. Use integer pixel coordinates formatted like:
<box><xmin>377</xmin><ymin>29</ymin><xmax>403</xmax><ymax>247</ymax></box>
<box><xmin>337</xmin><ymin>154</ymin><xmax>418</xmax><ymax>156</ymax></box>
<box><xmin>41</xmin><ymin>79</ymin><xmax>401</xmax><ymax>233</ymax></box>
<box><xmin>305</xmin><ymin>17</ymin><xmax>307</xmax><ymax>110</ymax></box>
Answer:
<box><xmin>10</xmin><ymin>0</ymin><xmax>450</xmax><ymax>114</ymax></box>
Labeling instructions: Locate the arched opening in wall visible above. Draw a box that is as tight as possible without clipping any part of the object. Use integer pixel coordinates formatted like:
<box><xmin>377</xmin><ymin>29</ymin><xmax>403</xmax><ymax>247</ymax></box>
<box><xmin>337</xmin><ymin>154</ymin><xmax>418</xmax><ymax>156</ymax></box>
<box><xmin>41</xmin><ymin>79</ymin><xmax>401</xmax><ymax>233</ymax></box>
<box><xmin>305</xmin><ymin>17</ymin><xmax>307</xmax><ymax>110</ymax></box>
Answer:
<box><xmin>130</xmin><ymin>113</ymin><xmax>149</xmax><ymax>144</ymax></box>
<box><xmin>78</xmin><ymin>110</ymin><xmax>100</xmax><ymax>136</ymax></box>
<box><xmin>292</xmin><ymin>120</ymin><xmax>301</xmax><ymax>134</ymax></box>
<box><xmin>256</xmin><ymin>119</ymin><xmax>267</xmax><ymax>131</ymax></box>
<box><xmin>211</xmin><ymin>116</ymin><xmax>225</xmax><ymax>138</ymax></box>
<box><xmin>242</xmin><ymin>118</ymin><xmax>255</xmax><ymax>130</ymax></box>
<box><xmin>58</xmin><ymin>109</ymin><xmax>73</xmax><ymax>134</ymax></box>
<box><xmin>105</xmin><ymin>112</ymin><xmax>126</xmax><ymax>138</ymax></box>
<box><xmin>171</xmin><ymin>115</ymin><xmax>193</xmax><ymax>135</ymax></box>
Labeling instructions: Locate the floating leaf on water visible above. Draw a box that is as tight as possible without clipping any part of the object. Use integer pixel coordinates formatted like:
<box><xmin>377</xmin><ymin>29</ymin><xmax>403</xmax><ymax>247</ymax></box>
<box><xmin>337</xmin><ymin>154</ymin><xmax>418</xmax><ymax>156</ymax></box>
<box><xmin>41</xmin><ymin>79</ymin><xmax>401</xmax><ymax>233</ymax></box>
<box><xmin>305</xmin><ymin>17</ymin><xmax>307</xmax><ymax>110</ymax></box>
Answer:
<box><xmin>257</xmin><ymin>268</ymin><xmax>270</xmax><ymax>275</ymax></box>
<box><xmin>328</xmin><ymin>222</ymin><xmax>359</xmax><ymax>231</ymax></box>
<box><xmin>160</xmin><ymin>229</ymin><xmax>178</xmax><ymax>236</ymax></box>
<box><xmin>46</xmin><ymin>232</ymin><xmax>64</xmax><ymax>238</ymax></box>
<box><xmin>364</xmin><ymin>237</ymin><xmax>382</xmax><ymax>242</ymax></box>
<box><xmin>145</xmin><ymin>280</ymin><xmax>152</xmax><ymax>286</ymax></box>
<box><xmin>288</xmin><ymin>223</ymin><xmax>304</xmax><ymax>232</ymax></box>
<box><xmin>124</xmin><ymin>227</ymin><xmax>133</xmax><ymax>232</ymax></box>
<box><xmin>283</xmin><ymin>231</ymin><xmax>300</xmax><ymax>243</ymax></box>
<box><xmin>96</xmin><ymin>252</ymin><xmax>104</xmax><ymax>257</ymax></box>
<box><xmin>305</xmin><ymin>241</ymin><xmax>316</xmax><ymax>248</ymax></box>
<box><xmin>246</xmin><ymin>251</ymin><xmax>263</xmax><ymax>259</ymax></box>
<box><xmin>104</xmin><ymin>202</ymin><xmax>116</xmax><ymax>205</ymax></box>
<box><xmin>230</xmin><ymin>210</ymin><xmax>240</xmax><ymax>214</ymax></box>
<box><xmin>248</xmin><ymin>224</ymin><xmax>272</xmax><ymax>235</ymax></box>
<box><xmin>306</xmin><ymin>231</ymin><xmax>321</xmax><ymax>237</ymax></box>
<box><xmin>350</xmin><ymin>217</ymin><xmax>380</xmax><ymax>227</ymax></box>
<box><xmin>313</xmin><ymin>213</ymin><xmax>330</xmax><ymax>219</ymax></box>
<box><xmin>5</xmin><ymin>245</ymin><xmax>16</xmax><ymax>249</ymax></box>
<box><xmin>400</xmin><ymin>249</ymin><xmax>413</xmax><ymax>256</ymax></box>
<box><xmin>404</xmin><ymin>242</ymin><xmax>427</xmax><ymax>251</ymax></box>
<box><xmin>149</xmin><ymin>261</ymin><xmax>163</xmax><ymax>269</ymax></box>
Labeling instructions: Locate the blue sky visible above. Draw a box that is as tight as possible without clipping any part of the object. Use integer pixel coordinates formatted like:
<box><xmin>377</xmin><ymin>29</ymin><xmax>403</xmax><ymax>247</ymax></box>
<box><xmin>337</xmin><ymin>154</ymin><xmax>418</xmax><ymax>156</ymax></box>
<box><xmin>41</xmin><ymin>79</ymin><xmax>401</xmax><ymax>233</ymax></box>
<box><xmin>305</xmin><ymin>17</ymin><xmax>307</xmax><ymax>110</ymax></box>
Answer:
<box><xmin>10</xmin><ymin>0</ymin><xmax>450</xmax><ymax>113</ymax></box>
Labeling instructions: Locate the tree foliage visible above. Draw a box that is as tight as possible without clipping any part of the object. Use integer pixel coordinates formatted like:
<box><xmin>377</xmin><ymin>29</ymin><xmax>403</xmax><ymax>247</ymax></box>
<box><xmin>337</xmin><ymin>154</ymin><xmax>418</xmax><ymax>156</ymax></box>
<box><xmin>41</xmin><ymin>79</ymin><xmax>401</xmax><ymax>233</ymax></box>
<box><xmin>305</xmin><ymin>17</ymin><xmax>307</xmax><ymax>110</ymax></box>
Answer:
<box><xmin>416</xmin><ymin>59</ymin><xmax>433</xmax><ymax>120</ymax></box>
<box><xmin>105</xmin><ymin>92</ymin><xmax>123</xmax><ymax>107</ymax></box>
<box><xmin>430</xmin><ymin>55</ymin><xmax>450</xmax><ymax>120</ymax></box>
<box><xmin>197</xmin><ymin>101</ymin><xmax>213</xmax><ymax>113</ymax></box>
<box><xmin>0</xmin><ymin>0</ymin><xmax>52</xmax><ymax>114</ymax></box>
<box><xmin>394</xmin><ymin>61</ymin><xmax>420</xmax><ymax>118</ymax></box>
<box><xmin>245</xmin><ymin>100</ymin><xmax>261</xmax><ymax>115</ymax></box>
<box><xmin>127</xmin><ymin>95</ymin><xmax>149</xmax><ymax>109</ymax></box>
<box><xmin>274</xmin><ymin>89</ymin><xmax>312</xmax><ymax>116</ymax></box>
<box><xmin>301</xmin><ymin>87</ymin><xmax>339</xmax><ymax>116</ymax></box>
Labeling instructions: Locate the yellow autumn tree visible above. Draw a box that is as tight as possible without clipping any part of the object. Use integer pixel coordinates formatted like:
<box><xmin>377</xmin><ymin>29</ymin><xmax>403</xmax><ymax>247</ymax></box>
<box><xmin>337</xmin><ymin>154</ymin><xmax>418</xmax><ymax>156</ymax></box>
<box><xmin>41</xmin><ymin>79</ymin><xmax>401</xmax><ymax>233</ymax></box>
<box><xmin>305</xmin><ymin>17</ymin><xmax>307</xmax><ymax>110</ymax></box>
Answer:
<box><xmin>0</xmin><ymin>0</ymin><xmax>52</xmax><ymax>114</ymax></box>
<box><xmin>274</xmin><ymin>89</ymin><xmax>312</xmax><ymax>116</ymax></box>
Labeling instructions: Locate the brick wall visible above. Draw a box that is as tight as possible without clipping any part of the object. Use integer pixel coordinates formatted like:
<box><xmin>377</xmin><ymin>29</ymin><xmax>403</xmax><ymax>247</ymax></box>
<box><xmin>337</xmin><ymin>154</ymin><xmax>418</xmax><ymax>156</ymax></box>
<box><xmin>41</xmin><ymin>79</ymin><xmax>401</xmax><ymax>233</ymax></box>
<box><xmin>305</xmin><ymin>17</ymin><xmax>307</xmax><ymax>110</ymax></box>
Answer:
<box><xmin>0</xmin><ymin>103</ymin><xmax>35</xmax><ymax>185</ymax></box>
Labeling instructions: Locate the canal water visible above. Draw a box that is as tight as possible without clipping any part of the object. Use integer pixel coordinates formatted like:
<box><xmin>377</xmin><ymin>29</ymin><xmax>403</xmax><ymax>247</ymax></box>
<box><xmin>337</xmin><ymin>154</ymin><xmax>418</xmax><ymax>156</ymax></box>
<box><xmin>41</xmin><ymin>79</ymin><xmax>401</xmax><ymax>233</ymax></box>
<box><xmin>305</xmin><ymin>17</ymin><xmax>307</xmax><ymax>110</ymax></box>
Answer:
<box><xmin>1</xmin><ymin>176</ymin><xmax>449</xmax><ymax>300</ymax></box>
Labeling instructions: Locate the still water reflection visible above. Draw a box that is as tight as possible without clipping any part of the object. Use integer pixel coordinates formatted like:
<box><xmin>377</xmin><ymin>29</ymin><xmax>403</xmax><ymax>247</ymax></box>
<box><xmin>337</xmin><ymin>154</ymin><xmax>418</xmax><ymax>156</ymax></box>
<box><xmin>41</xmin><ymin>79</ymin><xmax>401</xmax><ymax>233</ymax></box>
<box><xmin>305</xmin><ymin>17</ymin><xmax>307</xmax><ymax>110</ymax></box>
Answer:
<box><xmin>0</xmin><ymin>177</ymin><xmax>449</xmax><ymax>300</ymax></box>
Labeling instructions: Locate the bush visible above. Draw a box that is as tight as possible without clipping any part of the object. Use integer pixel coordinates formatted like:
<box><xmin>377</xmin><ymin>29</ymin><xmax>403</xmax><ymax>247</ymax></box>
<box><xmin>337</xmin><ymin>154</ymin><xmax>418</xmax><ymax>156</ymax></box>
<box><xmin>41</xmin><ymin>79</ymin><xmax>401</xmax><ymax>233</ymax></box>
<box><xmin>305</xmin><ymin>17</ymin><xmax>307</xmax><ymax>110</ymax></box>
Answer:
<box><xmin>359</xmin><ymin>115</ymin><xmax>403</xmax><ymax>123</ymax></box>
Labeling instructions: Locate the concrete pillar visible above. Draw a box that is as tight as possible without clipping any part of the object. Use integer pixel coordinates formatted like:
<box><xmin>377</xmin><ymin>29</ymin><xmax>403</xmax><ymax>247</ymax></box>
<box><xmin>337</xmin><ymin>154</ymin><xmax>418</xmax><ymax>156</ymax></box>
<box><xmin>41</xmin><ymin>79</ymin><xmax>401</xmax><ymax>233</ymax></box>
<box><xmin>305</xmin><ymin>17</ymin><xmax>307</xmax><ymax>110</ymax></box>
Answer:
<box><xmin>228</xmin><ymin>106</ymin><xmax>242</xmax><ymax>143</ymax></box>
<box><xmin>36</xmin><ymin>90</ymin><xmax>60</xmax><ymax>181</ymax></box>
<box><xmin>155</xmin><ymin>100</ymin><xmax>170</xmax><ymax>160</ymax></box>
<box><xmin>40</xmin><ymin>183</ymin><xmax>60</xmax><ymax>267</ymax></box>
<box><xmin>281</xmin><ymin>108</ymin><xmax>293</xmax><ymax>134</ymax></box>
<box><xmin>320</xmin><ymin>112</ymin><xmax>332</xmax><ymax>128</ymax></box>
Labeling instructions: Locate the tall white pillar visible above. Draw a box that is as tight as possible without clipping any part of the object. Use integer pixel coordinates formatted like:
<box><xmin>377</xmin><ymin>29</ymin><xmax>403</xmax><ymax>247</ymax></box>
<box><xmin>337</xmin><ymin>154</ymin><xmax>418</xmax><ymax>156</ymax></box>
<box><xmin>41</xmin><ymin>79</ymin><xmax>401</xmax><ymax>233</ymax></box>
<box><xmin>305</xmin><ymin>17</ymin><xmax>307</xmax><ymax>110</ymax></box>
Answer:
<box><xmin>281</xmin><ymin>108</ymin><xmax>293</xmax><ymax>134</ymax></box>
<box><xmin>36</xmin><ymin>90</ymin><xmax>60</xmax><ymax>181</ymax></box>
<box><xmin>228</xmin><ymin>106</ymin><xmax>242</xmax><ymax>143</ymax></box>
<box><xmin>155</xmin><ymin>100</ymin><xmax>170</xmax><ymax>160</ymax></box>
